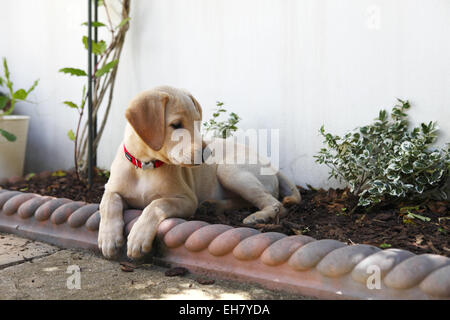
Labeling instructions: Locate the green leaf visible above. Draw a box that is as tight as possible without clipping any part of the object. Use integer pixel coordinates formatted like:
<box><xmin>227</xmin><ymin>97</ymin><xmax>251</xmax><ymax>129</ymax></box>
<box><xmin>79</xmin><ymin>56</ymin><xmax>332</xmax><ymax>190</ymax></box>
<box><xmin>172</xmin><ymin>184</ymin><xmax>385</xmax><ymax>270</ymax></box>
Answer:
<box><xmin>401</xmin><ymin>163</ymin><xmax>413</xmax><ymax>174</ymax></box>
<box><xmin>406</xmin><ymin>212</ymin><xmax>431</xmax><ymax>222</ymax></box>
<box><xmin>358</xmin><ymin>198</ymin><xmax>371</xmax><ymax>207</ymax></box>
<box><xmin>116</xmin><ymin>17</ymin><xmax>130</xmax><ymax>29</ymax></box>
<box><xmin>378</xmin><ymin>110</ymin><xmax>387</xmax><ymax>121</ymax></box>
<box><xmin>379</xmin><ymin>243</ymin><xmax>392</xmax><ymax>249</ymax></box>
<box><xmin>0</xmin><ymin>95</ymin><xmax>9</xmax><ymax>109</ymax></box>
<box><xmin>415</xmin><ymin>185</ymin><xmax>425</xmax><ymax>193</ymax></box>
<box><xmin>82</xmin><ymin>36</ymin><xmax>88</xmax><ymax>49</ymax></box>
<box><xmin>51</xmin><ymin>170</ymin><xmax>67</xmax><ymax>177</ymax></box>
<box><xmin>0</xmin><ymin>128</ymin><xmax>16</xmax><ymax>142</ymax></box>
<box><xmin>80</xmin><ymin>85</ymin><xmax>86</xmax><ymax>110</ymax></box>
<box><xmin>82</xmin><ymin>36</ymin><xmax>107</xmax><ymax>55</ymax></box>
<box><xmin>25</xmin><ymin>173</ymin><xmax>36</xmax><ymax>181</ymax></box>
<box><xmin>81</xmin><ymin>21</ymin><xmax>107</xmax><ymax>27</ymax></box>
<box><xmin>2</xmin><ymin>57</ymin><xmax>10</xmax><ymax>82</ymax></box>
<box><xmin>59</xmin><ymin>68</ymin><xmax>87</xmax><ymax>77</ymax></box>
<box><xmin>319</xmin><ymin>125</ymin><xmax>325</xmax><ymax>135</ymax></box>
<box><xmin>63</xmin><ymin>101</ymin><xmax>78</xmax><ymax>109</ymax></box>
<box><xmin>95</xmin><ymin>59</ymin><xmax>118</xmax><ymax>77</ymax></box>
<box><xmin>12</xmin><ymin>89</ymin><xmax>27</xmax><ymax>100</ymax></box>
<box><xmin>26</xmin><ymin>79</ymin><xmax>40</xmax><ymax>95</ymax></box>
<box><xmin>67</xmin><ymin>129</ymin><xmax>76</xmax><ymax>141</ymax></box>
<box><xmin>95</xmin><ymin>40</ymin><xmax>107</xmax><ymax>55</ymax></box>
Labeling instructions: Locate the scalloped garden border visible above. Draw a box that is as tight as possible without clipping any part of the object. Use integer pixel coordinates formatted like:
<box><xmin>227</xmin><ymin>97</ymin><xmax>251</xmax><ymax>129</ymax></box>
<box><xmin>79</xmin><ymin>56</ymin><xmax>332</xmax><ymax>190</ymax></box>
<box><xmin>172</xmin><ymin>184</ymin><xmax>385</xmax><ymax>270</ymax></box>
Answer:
<box><xmin>0</xmin><ymin>189</ymin><xmax>449</xmax><ymax>299</ymax></box>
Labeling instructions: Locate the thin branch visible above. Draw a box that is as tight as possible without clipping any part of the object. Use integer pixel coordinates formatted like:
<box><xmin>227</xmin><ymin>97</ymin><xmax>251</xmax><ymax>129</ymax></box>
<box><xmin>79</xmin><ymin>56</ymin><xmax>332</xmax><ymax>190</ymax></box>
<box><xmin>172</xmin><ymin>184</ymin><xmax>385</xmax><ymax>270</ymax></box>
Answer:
<box><xmin>75</xmin><ymin>0</ymin><xmax>130</xmax><ymax>178</ymax></box>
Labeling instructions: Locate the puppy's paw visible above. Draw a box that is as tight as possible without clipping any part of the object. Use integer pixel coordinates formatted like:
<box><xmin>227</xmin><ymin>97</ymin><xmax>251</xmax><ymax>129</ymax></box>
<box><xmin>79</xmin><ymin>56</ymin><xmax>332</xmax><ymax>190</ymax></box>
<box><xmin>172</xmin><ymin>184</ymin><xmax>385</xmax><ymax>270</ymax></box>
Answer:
<box><xmin>98</xmin><ymin>219</ymin><xmax>125</xmax><ymax>259</ymax></box>
<box><xmin>242</xmin><ymin>204</ymin><xmax>285</xmax><ymax>225</ymax></box>
<box><xmin>282</xmin><ymin>195</ymin><xmax>301</xmax><ymax>206</ymax></box>
<box><xmin>127</xmin><ymin>218</ymin><xmax>156</xmax><ymax>259</ymax></box>
<box><xmin>242</xmin><ymin>212</ymin><xmax>268</xmax><ymax>225</ymax></box>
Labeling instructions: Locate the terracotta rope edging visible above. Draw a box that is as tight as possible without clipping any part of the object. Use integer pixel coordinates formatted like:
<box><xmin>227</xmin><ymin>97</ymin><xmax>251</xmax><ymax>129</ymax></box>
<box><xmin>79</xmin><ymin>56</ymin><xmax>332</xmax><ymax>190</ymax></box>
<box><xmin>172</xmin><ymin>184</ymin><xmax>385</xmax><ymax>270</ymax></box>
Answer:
<box><xmin>0</xmin><ymin>189</ymin><xmax>449</xmax><ymax>300</ymax></box>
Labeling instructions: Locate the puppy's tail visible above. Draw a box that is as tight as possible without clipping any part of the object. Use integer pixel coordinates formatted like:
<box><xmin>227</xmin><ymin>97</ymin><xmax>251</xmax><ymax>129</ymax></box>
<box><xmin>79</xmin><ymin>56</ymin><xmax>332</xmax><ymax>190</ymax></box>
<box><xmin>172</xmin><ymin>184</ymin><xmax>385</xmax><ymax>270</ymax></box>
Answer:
<box><xmin>277</xmin><ymin>171</ymin><xmax>301</xmax><ymax>206</ymax></box>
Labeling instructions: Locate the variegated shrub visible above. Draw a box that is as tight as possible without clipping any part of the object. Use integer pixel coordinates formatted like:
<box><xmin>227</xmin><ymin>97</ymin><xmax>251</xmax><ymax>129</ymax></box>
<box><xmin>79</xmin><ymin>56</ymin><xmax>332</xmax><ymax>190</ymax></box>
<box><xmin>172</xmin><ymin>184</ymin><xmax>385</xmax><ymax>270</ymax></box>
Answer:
<box><xmin>315</xmin><ymin>99</ymin><xmax>450</xmax><ymax>207</ymax></box>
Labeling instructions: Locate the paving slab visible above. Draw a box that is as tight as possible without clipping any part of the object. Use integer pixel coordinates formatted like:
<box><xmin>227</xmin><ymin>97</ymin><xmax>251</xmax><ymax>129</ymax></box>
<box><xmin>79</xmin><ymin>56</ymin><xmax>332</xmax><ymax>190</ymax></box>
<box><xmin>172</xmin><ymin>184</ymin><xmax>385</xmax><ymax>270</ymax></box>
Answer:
<box><xmin>0</xmin><ymin>233</ymin><xmax>59</xmax><ymax>269</ymax></box>
<box><xmin>0</xmin><ymin>233</ymin><xmax>310</xmax><ymax>300</ymax></box>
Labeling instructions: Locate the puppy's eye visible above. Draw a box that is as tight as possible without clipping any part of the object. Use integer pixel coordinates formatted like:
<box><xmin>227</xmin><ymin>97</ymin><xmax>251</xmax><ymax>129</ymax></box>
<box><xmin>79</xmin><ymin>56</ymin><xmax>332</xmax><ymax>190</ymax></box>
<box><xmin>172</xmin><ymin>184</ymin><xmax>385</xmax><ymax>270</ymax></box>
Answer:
<box><xmin>170</xmin><ymin>122</ymin><xmax>183</xmax><ymax>129</ymax></box>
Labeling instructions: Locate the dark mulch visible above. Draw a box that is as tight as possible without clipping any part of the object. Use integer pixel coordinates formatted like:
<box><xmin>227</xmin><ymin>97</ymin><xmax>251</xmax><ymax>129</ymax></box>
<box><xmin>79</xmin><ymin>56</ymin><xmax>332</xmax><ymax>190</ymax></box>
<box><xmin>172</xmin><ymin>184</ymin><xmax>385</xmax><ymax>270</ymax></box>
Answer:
<box><xmin>1</xmin><ymin>169</ymin><xmax>107</xmax><ymax>203</ymax></box>
<box><xmin>1</xmin><ymin>170</ymin><xmax>449</xmax><ymax>257</ymax></box>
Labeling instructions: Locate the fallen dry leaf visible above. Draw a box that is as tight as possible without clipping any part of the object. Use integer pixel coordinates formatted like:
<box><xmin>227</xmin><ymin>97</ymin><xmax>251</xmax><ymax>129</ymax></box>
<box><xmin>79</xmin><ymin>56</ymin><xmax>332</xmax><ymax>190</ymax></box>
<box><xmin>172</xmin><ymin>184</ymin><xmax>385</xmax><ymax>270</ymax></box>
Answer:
<box><xmin>196</xmin><ymin>277</ymin><xmax>215</xmax><ymax>285</ymax></box>
<box><xmin>415</xmin><ymin>234</ymin><xmax>424</xmax><ymax>245</ymax></box>
<box><xmin>165</xmin><ymin>267</ymin><xmax>188</xmax><ymax>277</ymax></box>
<box><xmin>120</xmin><ymin>261</ymin><xmax>137</xmax><ymax>269</ymax></box>
<box><xmin>120</xmin><ymin>265</ymin><xmax>134</xmax><ymax>272</ymax></box>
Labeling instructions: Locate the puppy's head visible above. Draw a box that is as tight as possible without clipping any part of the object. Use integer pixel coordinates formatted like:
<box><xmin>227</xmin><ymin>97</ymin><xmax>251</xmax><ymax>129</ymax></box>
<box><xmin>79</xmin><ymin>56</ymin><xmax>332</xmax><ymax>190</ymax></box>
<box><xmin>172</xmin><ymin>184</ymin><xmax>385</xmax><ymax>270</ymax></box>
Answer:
<box><xmin>125</xmin><ymin>86</ymin><xmax>204</xmax><ymax>166</ymax></box>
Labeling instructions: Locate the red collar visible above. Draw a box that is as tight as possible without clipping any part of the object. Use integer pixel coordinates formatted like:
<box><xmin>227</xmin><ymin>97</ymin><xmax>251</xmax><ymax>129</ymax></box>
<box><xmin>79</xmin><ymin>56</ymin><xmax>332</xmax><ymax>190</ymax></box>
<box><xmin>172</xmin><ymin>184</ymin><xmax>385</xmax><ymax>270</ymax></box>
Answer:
<box><xmin>123</xmin><ymin>145</ymin><xmax>164</xmax><ymax>169</ymax></box>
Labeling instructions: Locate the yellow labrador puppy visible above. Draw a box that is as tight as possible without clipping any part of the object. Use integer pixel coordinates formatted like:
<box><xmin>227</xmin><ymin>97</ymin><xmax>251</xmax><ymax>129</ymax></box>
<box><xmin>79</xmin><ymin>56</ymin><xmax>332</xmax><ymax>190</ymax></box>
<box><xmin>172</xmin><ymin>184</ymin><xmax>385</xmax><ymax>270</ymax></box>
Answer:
<box><xmin>98</xmin><ymin>86</ymin><xmax>301</xmax><ymax>259</ymax></box>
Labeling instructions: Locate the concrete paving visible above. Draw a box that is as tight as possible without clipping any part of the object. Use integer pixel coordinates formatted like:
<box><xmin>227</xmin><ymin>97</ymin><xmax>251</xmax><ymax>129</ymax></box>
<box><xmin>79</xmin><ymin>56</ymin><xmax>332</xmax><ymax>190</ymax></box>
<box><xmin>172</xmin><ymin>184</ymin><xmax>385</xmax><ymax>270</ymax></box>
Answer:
<box><xmin>0</xmin><ymin>233</ymin><xmax>311</xmax><ymax>300</ymax></box>
<box><xmin>0</xmin><ymin>233</ymin><xmax>59</xmax><ymax>269</ymax></box>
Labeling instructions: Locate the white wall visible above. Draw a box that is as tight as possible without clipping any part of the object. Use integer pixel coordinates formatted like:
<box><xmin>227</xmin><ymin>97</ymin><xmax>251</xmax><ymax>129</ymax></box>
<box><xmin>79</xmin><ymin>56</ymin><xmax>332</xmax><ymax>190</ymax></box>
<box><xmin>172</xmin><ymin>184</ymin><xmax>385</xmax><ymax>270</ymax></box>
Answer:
<box><xmin>1</xmin><ymin>0</ymin><xmax>449</xmax><ymax>188</ymax></box>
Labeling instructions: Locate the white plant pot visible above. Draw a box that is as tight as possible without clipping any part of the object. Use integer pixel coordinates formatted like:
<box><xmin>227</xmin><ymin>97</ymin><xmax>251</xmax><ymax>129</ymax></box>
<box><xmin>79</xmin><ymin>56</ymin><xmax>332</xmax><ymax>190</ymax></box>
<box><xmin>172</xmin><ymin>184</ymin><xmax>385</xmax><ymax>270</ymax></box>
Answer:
<box><xmin>0</xmin><ymin>115</ymin><xmax>30</xmax><ymax>182</ymax></box>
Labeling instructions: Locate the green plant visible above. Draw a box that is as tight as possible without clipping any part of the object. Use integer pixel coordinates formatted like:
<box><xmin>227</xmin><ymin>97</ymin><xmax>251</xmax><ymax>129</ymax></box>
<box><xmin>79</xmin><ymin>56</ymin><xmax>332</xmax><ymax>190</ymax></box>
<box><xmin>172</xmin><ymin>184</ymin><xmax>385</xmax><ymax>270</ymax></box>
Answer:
<box><xmin>0</xmin><ymin>57</ymin><xmax>39</xmax><ymax>141</ymax></box>
<box><xmin>59</xmin><ymin>0</ymin><xmax>130</xmax><ymax>179</ymax></box>
<box><xmin>315</xmin><ymin>99</ymin><xmax>450</xmax><ymax>208</ymax></box>
<box><xmin>97</xmin><ymin>168</ymin><xmax>110</xmax><ymax>179</ymax></box>
<box><xmin>400</xmin><ymin>206</ymin><xmax>431</xmax><ymax>223</ymax></box>
<box><xmin>203</xmin><ymin>101</ymin><xmax>241</xmax><ymax>138</ymax></box>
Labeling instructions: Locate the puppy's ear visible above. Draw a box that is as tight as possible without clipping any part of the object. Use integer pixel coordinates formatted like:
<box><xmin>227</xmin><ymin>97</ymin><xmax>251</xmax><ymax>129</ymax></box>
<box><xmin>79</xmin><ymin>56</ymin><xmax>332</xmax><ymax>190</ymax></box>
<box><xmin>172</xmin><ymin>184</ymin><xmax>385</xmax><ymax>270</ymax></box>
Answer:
<box><xmin>188</xmin><ymin>93</ymin><xmax>202</xmax><ymax>119</ymax></box>
<box><xmin>125</xmin><ymin>92</ymin><xmax>170</xmax><ymax>151</ymax></box>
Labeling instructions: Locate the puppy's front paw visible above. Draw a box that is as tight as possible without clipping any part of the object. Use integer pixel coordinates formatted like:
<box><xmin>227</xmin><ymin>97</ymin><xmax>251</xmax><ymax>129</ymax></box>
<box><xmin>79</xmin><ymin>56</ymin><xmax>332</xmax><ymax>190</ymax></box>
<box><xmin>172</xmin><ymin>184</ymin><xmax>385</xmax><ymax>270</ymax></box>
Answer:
<box><xmin>127</xmin><ymin>217</ymin><xmax>156</xmax><ymax>259</ymax></box>
<box><xmin>98</xmin><ymin>219</ymin><xmax>125</xmax><ymax>259</ymax></box>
